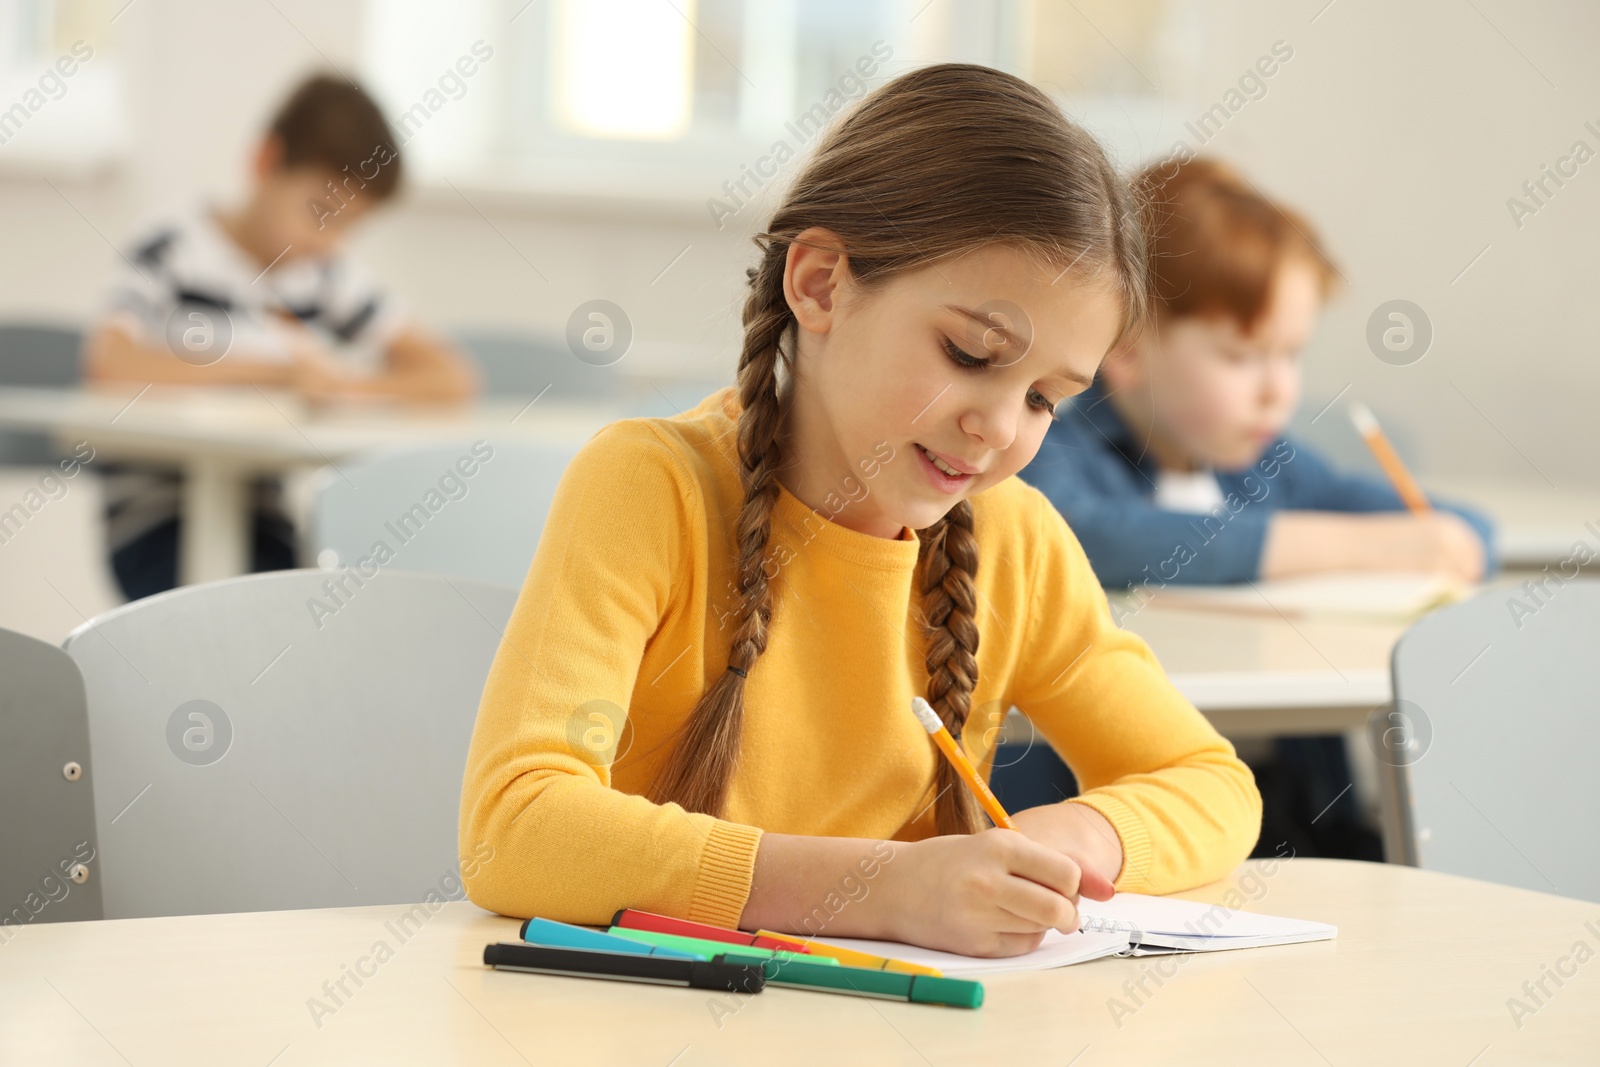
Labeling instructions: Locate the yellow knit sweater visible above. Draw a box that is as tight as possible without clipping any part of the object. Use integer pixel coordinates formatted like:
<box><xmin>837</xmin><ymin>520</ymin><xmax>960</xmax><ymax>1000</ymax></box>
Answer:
<box><xmin>459</xmin><ymin>387</ymin><xmax>1262</xmax><ymax>928</ymax></box>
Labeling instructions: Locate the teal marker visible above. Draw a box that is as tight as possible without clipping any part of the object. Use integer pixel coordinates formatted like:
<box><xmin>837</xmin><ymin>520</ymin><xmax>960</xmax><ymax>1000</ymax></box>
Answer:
<box><xmin>605</xmin><ymin>927</ymin><xmax>841</xmax><ymax>965</ymax></box>
<box><xmin>520</xmin><ymin>917</ymin><xmax>703</xmax><ymax>961</ymax></box>
<box><xmin>715</xmin><ymin>952</ymin><xmax>984</xmax><ymax>1009</ymax></box>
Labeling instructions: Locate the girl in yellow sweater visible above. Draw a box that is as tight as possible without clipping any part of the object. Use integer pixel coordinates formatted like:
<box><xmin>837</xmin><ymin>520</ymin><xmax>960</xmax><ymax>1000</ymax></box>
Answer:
<box><xmin>460</xmin><ymin>64</ymin><xmax>1262</xmax><ymax>958</ymax></box>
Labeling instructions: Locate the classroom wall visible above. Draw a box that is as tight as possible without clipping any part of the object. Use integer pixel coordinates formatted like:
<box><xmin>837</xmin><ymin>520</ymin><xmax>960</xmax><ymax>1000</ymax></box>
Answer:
<box><xmin>0</xmin><ymin>0</ymin><xmax>1595</xmax><ymax>488</ymax></box>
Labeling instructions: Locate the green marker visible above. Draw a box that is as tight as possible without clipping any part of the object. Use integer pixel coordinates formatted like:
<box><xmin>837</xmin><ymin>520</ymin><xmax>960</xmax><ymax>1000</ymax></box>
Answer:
<box><xmin>605</xmin><ymin>927</ymin><xmax>840</xmax><ymax>965</ymax></box>
<box><xmin>715</xmin><ymin>952</ymin><xmax>984</xmax><ymax>1009</ymax></box>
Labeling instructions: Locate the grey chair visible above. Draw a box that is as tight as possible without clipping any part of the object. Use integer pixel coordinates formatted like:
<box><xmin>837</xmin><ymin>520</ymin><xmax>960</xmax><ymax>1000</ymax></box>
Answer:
<box><xmin>308</xmin><ymin>440</ymin><xmax>579</xmax><ymax>589</ymax></box>
<box><xmin>0</xmin><ymin>322</ymin><xmax>83</xmax><ymax>465</ymax></box>
<box><xmin>0</xmin><ymin>467</ymin><xmax>124</xmax><ymax>645</ymax></box>
<box><xmin>1376</xmin><ymin>579</ymin><xmax>1600</xmax><ymax>902</ymax></box>
<box><xmin>453</xmin><ymin>328</ymin><xmax>632</xmax><ymax>403</ymax></box>
<box><xmin>63</xmin><ymin>570</ymin><xmax>518</xmax><ymax>919</ymax></box>
<box><xmin>0</xmin><ymin>627</ymin><xmax>103</xmax><ymax>927</ymax></box>
<box><xmin>623</xmin><ymin>375</ymin><xmax>734</xmax><ymax>418</ymax></box>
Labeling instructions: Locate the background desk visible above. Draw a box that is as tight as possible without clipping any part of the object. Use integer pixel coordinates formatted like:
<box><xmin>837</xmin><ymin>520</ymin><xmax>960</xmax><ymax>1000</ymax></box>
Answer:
<box><xmin>1006</xmin><ymin>601</ymin><xmax>1405</xmax><ymax>845</ymax></box>
<box><xmin>1424</xmin><ymin>474</ymin><xmax>1600</xmax><ymax>570</ymax></box>
<box><xmin>1006</xmin><ymin>595</ymin><xmax>1414</xmax><ymax>741</ymax></box>
<box><xmin>1117</xmin><ymin>600</ymin><xmax>1404</xmax><ymax>737</ymax></box>
<box><xmin>3</xmin><ymin>859</ymin><xmax>1592</xmax><ymax>1065</ymax></box>
<box><xmin>0</xmin><ymin>385</ymin><xmax>617</xmax><ymax>585</ymax></box>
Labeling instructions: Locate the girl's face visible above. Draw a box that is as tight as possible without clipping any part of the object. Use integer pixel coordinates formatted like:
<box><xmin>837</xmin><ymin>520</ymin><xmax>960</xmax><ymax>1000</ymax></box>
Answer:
<box><xmin>783</xmin><ymin>238</ymin><xmax>1125</xmax><ymax>538</ymax></box>
<box><xmin>1110</xmin><ymin>257</ymin><xmax>1322</xmax><ymax>471</ymax></box>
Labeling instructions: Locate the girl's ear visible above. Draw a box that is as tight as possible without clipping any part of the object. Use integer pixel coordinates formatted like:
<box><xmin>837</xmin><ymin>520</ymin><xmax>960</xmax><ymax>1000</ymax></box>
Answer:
<box><xmin>784</xmin><ymin>227</ymin><xmax>850</xmax><ymax>335</ymax></box>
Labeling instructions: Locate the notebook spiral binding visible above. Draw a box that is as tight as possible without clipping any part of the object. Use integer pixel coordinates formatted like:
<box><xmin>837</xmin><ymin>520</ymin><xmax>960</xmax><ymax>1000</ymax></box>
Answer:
<box><xmin>1079</xmin><ymin>917</ymin><xmax>1143</xmax><ymax>937</ymax></box>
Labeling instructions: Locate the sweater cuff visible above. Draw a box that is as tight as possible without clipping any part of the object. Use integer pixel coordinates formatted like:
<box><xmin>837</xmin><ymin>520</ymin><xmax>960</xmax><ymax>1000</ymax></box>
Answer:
<box><xmin>687</xmin><ymin>819</ymin><xmax>764</xmax><ymax>928</ymax></box>
<box><xmin>1069</xmin><ymin>793</ymin><xmax>1153</xmax><ymax>894</ymax></box>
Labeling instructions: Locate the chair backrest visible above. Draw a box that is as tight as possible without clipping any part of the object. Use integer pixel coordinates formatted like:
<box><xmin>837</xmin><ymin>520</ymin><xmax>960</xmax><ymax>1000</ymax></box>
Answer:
<box><xmin>63</xmin><ymin>570</ymin><xmax>518</xmax><ymax>919</ymax></box>
<box><xmin>0</xmin><ymin>467</ymin><xmax>124</xmax><ymax>644</ymax></box>
<box><xmin>308</xmin><ymin>440</ymin><xmax>577</xmax><ymax>589</ymax></box>
<box><xmin>453</xmin><ymin>328</ymin><xmax>631</xmax><ymax>402</ymax></box>
<box><xmin>1383</xmin><ymin>579</ymin><xmax>1600</xmax><ymax>902</ymax></box>
<box><xmin>0</xmin><ymin>627</ymin><xmax>103</xmax><ymax>930</ymax></box>
<box><xmin>0</xmin><ymin>323</ymin><xmax>83</xmax><ymax>387</ymax></box>
<box><xmin>0</xmin><ymin>323</ymin><xmax>84</xmax><ymax>465</ymax></box>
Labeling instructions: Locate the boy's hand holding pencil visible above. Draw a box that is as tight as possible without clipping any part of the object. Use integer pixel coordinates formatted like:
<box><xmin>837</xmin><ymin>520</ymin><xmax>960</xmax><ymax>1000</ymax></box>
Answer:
<box><xmin>1346</xmin><ymin>402</ymin><xmax>1487</xmax><ymax>582</ymax></box>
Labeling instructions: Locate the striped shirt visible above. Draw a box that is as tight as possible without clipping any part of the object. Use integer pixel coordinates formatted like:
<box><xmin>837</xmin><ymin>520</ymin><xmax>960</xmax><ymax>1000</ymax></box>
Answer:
<box><xmin>99</xmin><ymin>207</ymin><xmax>406</xmax><ymax>551</ymax></box>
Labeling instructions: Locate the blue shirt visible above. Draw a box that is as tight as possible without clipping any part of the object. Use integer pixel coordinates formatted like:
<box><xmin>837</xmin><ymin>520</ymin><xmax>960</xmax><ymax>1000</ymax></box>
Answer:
<box><xmin>1017</xmin><ymin>381</ymin><xmax>1498</xmax><ymax>587</ymax></box>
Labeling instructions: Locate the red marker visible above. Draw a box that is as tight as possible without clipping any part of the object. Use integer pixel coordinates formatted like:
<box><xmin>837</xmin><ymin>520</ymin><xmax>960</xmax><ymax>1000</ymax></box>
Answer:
<box><xmin>611</xmin><ymin>909</ymin><xmax>813</xmax><ymax>954</ymax></box>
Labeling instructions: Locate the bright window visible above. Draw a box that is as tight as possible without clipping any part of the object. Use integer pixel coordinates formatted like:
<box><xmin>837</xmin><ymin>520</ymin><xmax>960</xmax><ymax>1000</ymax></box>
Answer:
<box><xmin>359</xmin><ymin>0</ymin><xmax>1197</xmax><ymax>205</ymax></box>
<box><xmin>0</xmin><ymin>0</ymin><xmax>124</xmax><ymax>173</ymax></box>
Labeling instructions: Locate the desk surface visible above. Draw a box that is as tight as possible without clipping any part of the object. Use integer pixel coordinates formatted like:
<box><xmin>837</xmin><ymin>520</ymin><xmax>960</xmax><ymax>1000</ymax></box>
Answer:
<box><xmin>0</xmin><ymin>385</ymin><xmax>619</xmax><ymax>466</ymax></box>
<box><xmin>2</xmin><ymin>859</ymin><xmax>1593</xmax><ymax>1065</ymax></box>
<box><xmin>1119</xmin><ymin>599</ymin><xmax>1403</xmax><ymax>721</ymax></box>
<box><xmin>1425</xmin><ymin>474</ymin><xmax>1600</xmax><ymax>568</ymax></box>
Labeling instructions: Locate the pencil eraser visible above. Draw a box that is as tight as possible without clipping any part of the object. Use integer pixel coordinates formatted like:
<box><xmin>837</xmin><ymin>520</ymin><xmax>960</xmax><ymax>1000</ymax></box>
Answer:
<box><xmin>910</xmin><ymin>696</ymin><xmax>941</xmax><ymax>734</ymax></box>
<box><xmin>1347</xmin><ymin>401</ymin><xmax>1377</xmax><ymax>435</ymax></box>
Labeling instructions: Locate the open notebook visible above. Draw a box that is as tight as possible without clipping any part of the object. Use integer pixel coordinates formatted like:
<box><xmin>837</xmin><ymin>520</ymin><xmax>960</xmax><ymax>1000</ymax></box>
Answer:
<box><xmin>1149</xmin><ymin>570</ymin><xmax>1469</xmax><ymax>622</ymax></box>
<box><xmin>805</xmin><ymin>927</ymin><xmax>1130</xmax><ymax>978</ymax></box>
<box><xmin>805</xmin><ymin>894</ymin><xmax>1335</xmax><ymax>976</ymax></box>
<box><xmin>1078</xmin><ymin>892</ymin><xmax>1337</xmax><ymax>957</ymax></box>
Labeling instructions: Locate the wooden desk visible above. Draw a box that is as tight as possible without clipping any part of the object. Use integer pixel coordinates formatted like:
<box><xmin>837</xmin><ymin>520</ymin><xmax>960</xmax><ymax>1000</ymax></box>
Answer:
<box><xmin>1007</xmin><ymin>591</ymin><xmax>1413</xmax><ymax>740</ymax></box>
<box><xmin>1118</xmin><ymin>600</ymin><xmax>1404</xmax><ymax>737</ymax></box>
<box><xmin>1005</xmin><ymin>600</ymin><xmax>1406</xmax><ymax>829</ymax></box>
<box><xmin>0</xmin><ymin>385</ymin><xmax>617</xmax><ymax>585</ymax></box>
<box><xmin>2</xmin><ymin>859</ymin><xmax>1592</xmax><ymax>1064</ymax></box>
<box><xmin>1425</xmin><ymin>475</ymin><xmax>1600</xmax><ymax>569</ymax></box>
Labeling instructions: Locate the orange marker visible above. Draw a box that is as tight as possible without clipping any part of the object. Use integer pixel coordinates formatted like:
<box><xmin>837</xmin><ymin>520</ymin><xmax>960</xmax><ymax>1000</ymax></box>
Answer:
<box><xmin>1348</xmin><ymin>402</ymin><xmax>1431</xmax><ymax>515</ymax></box>
<box><xmin>910</xmin><ymin>696</ymin><xmax>1017</xmax><ymax>831</ymax></box>
<box><xmin>757</xmin><ymin>930</ymin><xmax>944</xmax><ymax>977</ymax></box>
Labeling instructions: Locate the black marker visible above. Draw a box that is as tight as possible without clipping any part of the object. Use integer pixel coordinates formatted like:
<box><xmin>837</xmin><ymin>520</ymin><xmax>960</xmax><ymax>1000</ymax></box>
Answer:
<box><xmin>483</xmin><ymin>941</ymin><xmax>766</xmax><ymax>993</ymax></box>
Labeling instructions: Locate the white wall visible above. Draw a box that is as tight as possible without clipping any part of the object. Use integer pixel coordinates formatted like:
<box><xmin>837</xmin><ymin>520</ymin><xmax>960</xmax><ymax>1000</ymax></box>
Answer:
<box><xmin>1186</xmin><ymin>1</ymin><xmax>1600</xmax><ymax>492</ymax></box>
<box><xmin>1</xmin><ymin>0</ymin><xmax>1596</xmax><ymax>487</ymax></box>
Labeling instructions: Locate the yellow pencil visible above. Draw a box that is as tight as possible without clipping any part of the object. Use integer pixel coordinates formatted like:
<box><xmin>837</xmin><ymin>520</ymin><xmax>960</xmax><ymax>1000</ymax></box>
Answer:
<box><xmin>754</xmin><ymin>930</ymin><xmax>944</xmax><ymax>977</ymax></box>
<box><xmin>1348</xmin><ymin>401</ymin><xmax>1431</xmax><ymax>515</ymax></box>
<box><xmin>910</xmin><ymin>695</ymin><xmax>1017</xmax><ymax>831</ymax></box>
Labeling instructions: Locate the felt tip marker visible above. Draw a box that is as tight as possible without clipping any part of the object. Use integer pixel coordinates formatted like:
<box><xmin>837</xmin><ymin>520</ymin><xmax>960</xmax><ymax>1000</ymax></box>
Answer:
<box><xmin>612</xmin><ymin>908</ymin><xmax>814</xmax><ymax>954</ymax></box>
<box><xmin>607</xmin><ymin>927</ymin><xmax>841</xmax><ymax>965</ymax></box>
<box><xmin>520</xmin><ymin>917</ymin><xmax>703</xmax><ymax>960</ymax></box>
<box><xmin>484</xmin><ymin>941</ymin><xmax>765</xmax><ymax>993</ymax></box>
<box><xmin>715</xmin><ymin>951</ymin><xmax>982</xmax><ymax>1009</ymax></box>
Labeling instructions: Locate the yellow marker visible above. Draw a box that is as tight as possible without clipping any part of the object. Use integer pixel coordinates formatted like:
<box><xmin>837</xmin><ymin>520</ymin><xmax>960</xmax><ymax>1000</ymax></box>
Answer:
<box><xmin>756</xmin><ymin>930</ymin><xmax>945</xmax><ymax>977</ymax></box>
<box><xmin>911</xmin><ymin>696</ymin><xmax>1017</xmax><ymax>831</ymax></box>
<box><xmin>1349</xmin><ymin>401</ymin><xmax>1431</xmax><ymax>515</ymax></box>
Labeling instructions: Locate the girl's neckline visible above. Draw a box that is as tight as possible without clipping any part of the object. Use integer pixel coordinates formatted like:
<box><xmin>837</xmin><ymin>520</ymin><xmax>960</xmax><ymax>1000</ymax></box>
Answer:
<box><xmin>769</xmin><ymin>466</ymin><xmax>924</xmax><ymax>574</ymax></box>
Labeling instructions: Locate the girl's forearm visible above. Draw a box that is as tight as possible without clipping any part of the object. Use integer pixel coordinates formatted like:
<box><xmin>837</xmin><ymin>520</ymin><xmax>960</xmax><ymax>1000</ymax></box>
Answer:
<box><xmin>739</xmin><ymin>831</ymin><xmax>905</xmax><ymax>940</ymax></box>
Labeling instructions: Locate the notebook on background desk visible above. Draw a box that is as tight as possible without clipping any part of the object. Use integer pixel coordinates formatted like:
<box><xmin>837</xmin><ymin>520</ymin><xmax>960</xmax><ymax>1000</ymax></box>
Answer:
<box><xmin>1149</xmin><ymin>571</ymin><xmax>1469</xmax><ymax>623</ymax></box>
<box><xmin>805</xmin><ymin>894</ymin><xmax>1337</xmax><ymax>976</ymax></box>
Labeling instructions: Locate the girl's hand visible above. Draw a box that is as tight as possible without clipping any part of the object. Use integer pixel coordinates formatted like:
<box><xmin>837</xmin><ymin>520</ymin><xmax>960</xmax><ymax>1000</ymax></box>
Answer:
<box><xmin>876</xmin><ymin>828</ymin><xmax>1112</xmax><ymax>957</ymax></box>
<box><xmin>1010</xmin><ymin>801</ymin><xmax>1123</xmax><ymax>893</ymax></box>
